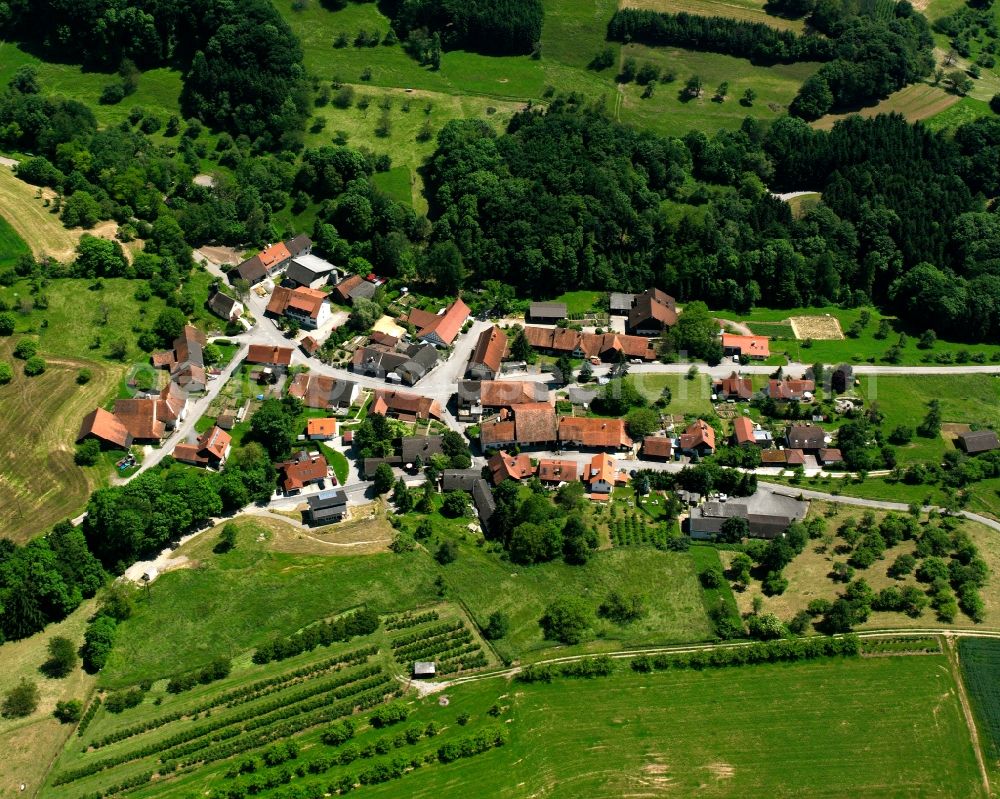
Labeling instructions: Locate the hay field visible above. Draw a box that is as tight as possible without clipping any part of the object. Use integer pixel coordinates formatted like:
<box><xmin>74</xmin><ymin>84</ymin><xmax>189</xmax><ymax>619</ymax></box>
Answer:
<box><xmin>789</xmin><ymin>314</ymin><xmax>844</xmax><ymax>340</ymax></box>
<box><xmin>620</xmin><ymin>0</ymin><xmax>807</xmax><ymax>31</ymax></box>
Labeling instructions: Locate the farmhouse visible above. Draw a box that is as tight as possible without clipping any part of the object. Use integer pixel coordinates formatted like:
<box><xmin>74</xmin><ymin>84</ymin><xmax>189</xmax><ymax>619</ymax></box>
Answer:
<box><xmin>557</xmin><ymin>416</ymin><xmax>632</xmax><ymax>450</ymax></box>
<box><xmin>152</xmin><ymin>325</ymin><xmax>207</xmax><ymax>392</ymax></box>
<box><xmin>287</xmin><ymin>373</ymin><xmax>360</xmax><ymax>409</ymax></box>
<box><xmin>722</xmin><ymin>333</ymin><xmax>770</xmax><ymax>360</ymax></box>
<box><xmin>522</xmin><ymin>326</ymin><xmax>655</xmax><ymax>361</ymax></box>
<box><xmin>768</xmin><ymin>379</ymin><xmax>815</xmax><ymax>401</ymax></box>
<box><xmin>363</xmin><ymin>456</ymin><xmax>403</xmax><ymax>477</ymax></box>
<box><xmin>276</xmin><ymin>451</ymin><xmax>329</xmax><ymax>494</ymax></box>
<box><xmin>713</xmin><ymin>372</ymin><xmax>753</xmax><ymax>401</ymax></box>
<box><xmin>786</xmin><ymin>424</ymin><xmax>826</xmax><ymax>452</ymax></box>
<box><xmin>487</xmin><ymin>451</ymin><xmax>536</xmax><ymax>484</ymax></box>
<box><xmin>678</xmin><ymin>419</ymin><xmax>716</xmax><ymax>456</ymax></box>
<box><xmin>351</xmin><ymin>342</ymin><xmax>438</xmax><ymax>385</ymax></box>
<box><xmin>285</xmin><ymin>253</ymin><xmax>336</xmax><ymax>289</ymax></box>
<box><xmin>626</xmin><ymin>288</ymin><xmax>678</xmax><ymax>335</ymax></box>
<box><xmin>687</xmin><ymin>489</ymin><xmax>809</xmax><ymax>540</ymax></box>
<box><xmin>234</xmin><ymin>241</ymin><xmax>292</xmax><ymax>284</ymax></box>
<box><xmin>172</xmin><ymin>425</ymin><xmax>232</xmax><ymax>468</ymax></box>
<box><xmin>246</xmin><ymin>344</ymin><xmax>294</xmax><ymax>368</ymax></box>
<box><xmin>305</xmin><ymin>489</ymin><xmax>348</xmax><ymax>525</ymax></box>
<box><xmin>306</xmin><ymin>418</ymin><xmax>337</xmax><ymax>440</ymax></box>
<box><xmin>113</xmin><ymin>398</ymin><xmax>166</xmax><ymax>443</ymax></box>
<box><xmin>77</xmin><ymin>407</ymin><xmax>132</xmax><ymax>449</ymax></box>
<box><xmin>528</xmin><ymin>301</ymin><xmax>567</xmax><ymax>323</ymax></box>
<box><xmin>466</xmin><ymin>325</ymin><xmax>507</xmax><ymax>380</ymax></box>
<box><xmin>537</xmin><ymin>458</ymin><xmax>579</xmax><ymax>484</ymax></box>
<box><xmin>333</xmin><ymin>274</ymin><xmax>377</xmax><ymax>304</ymax></box>
<box><xmin>456</xmin><ymin>380</ymin><xmax>549</xmax><ymax>420</ymax></box>
<box><xmin>732</xmin><ymin>416</ymin><xmax>755</xmax><ymax>446</ymax></box>
<box><xmin>407</xmin><ymin>298</ymin><xmax>470</xmax><ymax>347</ymax></box>
<box><xmin>207</xmin><ymin>290</ymin><xmax>243</xmax><ymax>322</ymax></box>
<box><xmin>265</xmin><ymin>286</ymin><xmax>331</xmax><ymax>330</ymax></box>
<box><xmin>958</xmin><ymin>430</ymin><xmax>1000</xmax><ymax>455</ymax></box>
<box><xmin>480</xmin><ymin>402</ymin><xmax>557</xmax><ymax>449</ymax></box>
<box><xmin>641</xmin><ymin>435</ymin><xmax>673</xmax><ymax>461</ymax></box>
<box><xmin>370</xmin><ymin>389</ymin><xmax>442</xmax><ymax>422</ymax></box>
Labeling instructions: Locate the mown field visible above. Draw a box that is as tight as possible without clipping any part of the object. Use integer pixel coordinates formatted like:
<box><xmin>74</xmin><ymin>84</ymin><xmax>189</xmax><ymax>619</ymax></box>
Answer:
<box><xmin>361</xmin><ymin>655</ymin><xmax>983</xmax><ymax>799</ymax></box>
<box><xmin>0</xmin><ymin>210</ymin><xmax>30</xmax><ymax>270</ymax></box>
<box><xmin>0</xmin><ymin>336</ymin><xmax>122</xmax><ymax>542</ymax></box>
<box><xmin>0</xmin><ymin>165</ymin><xmax>86</xmax><ymax>261</ymax></box>
<box><xmin>633</xmin><ymin>371</ymin><xmax>715</xmax><ymax>415</ymax></box>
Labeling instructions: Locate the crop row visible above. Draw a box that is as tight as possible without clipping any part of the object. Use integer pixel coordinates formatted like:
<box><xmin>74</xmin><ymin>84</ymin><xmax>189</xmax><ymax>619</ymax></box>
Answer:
<box><xmin>393</xmin><ymin>629</ymin><xmax>472</xmax><ymax>661</ymax></box>
<box><xmin>252</xmin><ymin>608</ymin><xmax>380</xmax><ymax>665</ymax></box>
<box><xmin>89</xmin><ymin>646</ymin><xmax>378</xmax><ymax>750</ymax></box>
<box><xmin>383</xmin><ymin>610</ymin><xmax>439</xmax><ymax>631</ymax></box>
<box><xmin>54</xmin><ymin>667</ymin><xmax>385</xmax><ymax>785</ymax></box>
<box><xmin>421</xmin><ymin>643</ymin><xmax>482</xmax><ymax>668</ymax></box>
<box><xmin>438</xmin><ymin>652</ymin><xmax>489</xmax><ymax>675</ymax></box>
<box><xmin>76</xmin><ymin>698</ymin><xmax>102</xmax><ymax>737</ymax></box>
<box><xmin>394</xmin><ymin>632</ymin><xmax>474</xmax><ymax>664</ymax></box>
<box><xmin>389</xmin><ymin>620</ymin><xmax>464</xmax><ymax>649</ymax></box>
<box><xmin>610</xmin><ymin>516</ymin><xmax>670</xmax><ymax>549</ymax></box>
<box><xmin>959</xmin><ymin>638</ymin><xmax>1000</xmax><ymax>757</ymax></box>
<box><xmin>860</xmin><ymin>636</ymin><xmax>941</xmax><ymax>655</ymax></box>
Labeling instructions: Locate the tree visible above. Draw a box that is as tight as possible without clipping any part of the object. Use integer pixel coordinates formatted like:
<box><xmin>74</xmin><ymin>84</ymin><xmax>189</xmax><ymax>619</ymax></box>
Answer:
<box><xmin>372</xmin><ymin>463</ymin><xmax>395</xmax><ymax>494</ymax></box>
<box><xmin>43</xmin><ymin>636</ymin><xmax>78</xmax><ymax>678</ymax></box>
<box><xmin>2</xmin><ymin>679</ymin><xmax>39</xmax><ymax>718</ymax></box>
<box><xmin>423</xmin><ymin>242</ymin><xmax>466</xmax><ymax>294</ymax></box>
<box><xmin>562</xmin><ymin>516</ymin><xmax>597</xmax><ymax>565</ymax></box>
<box><xmin>683</xmin><ymin>74</ymin><xmax>703</xmax><ymax>98</ymax></box>
<box><xmin>75</xmin><ymin>438</ymin><xmax>101</xmax><ymax>466</ymax></box>
<box><xmin>720</xmin><ymin>516</ymin><xmax>749</xmax><ymax>543</ymax></box>
<box><xmin>81</xmin><ymin>615</ymin><xmax>117</xmax><ymax>672</ymax></box>
<box><xmin>598</xmin><ymin>589</ymin><xmax>647</xmax><ymax>624</ymax></box>
<box><xmin>728</xmin><ymin>553</ymin><xmax>753</xmax><ymax>585</ymax></box>
<box><xmin>392</xmin><ymin>479</ymin><xmax>413</xmax><ymax>513</ymax></box>
<box><xmin>917</xmin><ymin>399</ymin><xmax>942</xmax><ymax>438</ymax></box>
<box><xmin>54</xmin><ymin>699</ymin><xmax>83</xmax><ymax>724</ymax></box>
<box><xmin>700</xmin><ymin>567</ymin><xmax>723</xmax><ymax>588</ymax></box>
<box><xmin>348</xmin><ymin>296</ymin><xmax>381</xmax><ymax>332</ymax></box>
<box><xmin>153</xmin><ymin>307</ymin><xmax>187</xmax><ymax>346</ymax></box>
<box><xmin>625</xmin><ymin>406</ymin><xmax>659</xmax><ymax>439</ymax></box>
<box><xmin>918</xmin><ymin>329</ymin><xmax>937</xmax><ymax>349</ymax></box>
<box><xmin>248</xmin><ymin>399</ymin><xmax>296</xmax><ymax>458</ymax></box>
<box><xmin>554</xmin><ymin>354</ymin><xmax>573</xmax><ymax>386</ymax></box>
<box><xmin>0</xmin><ymin>312</ymin><xmax>15</xmax><ymax>336</ymax></box>
<box><xmin>23</xmin><ymin>356</ymin><xmax>46</xmax><ymax>376</ymax></box>
<box><xmin>747</xmin><ymin>612</ymin><xmax>785</xmax><ymax>640</ymax></box>
<box><xmin>540</xmin><ymin>597</ymin><xmax>593</xmax><ymax>644</ymax></box>
<box><xmin>435</xmin><ymin>539</ymin><xmax>458</xmax><ymax>564</ymax></box>
<box><xmin>888</xmin><ymin>552</ymin><xmax>916</xmax><ymax>578</ymax></box>
<box><xmin>509</xmin><ymin>325</ymin><xmax>533</xmax><ymax>362</ymax></box>
<box><xmin>597</xmin><ymin>377</ymin><xmax>645</xmax><ymax>416</ymax></box>
<box><xmin>13</xmin><ymin>339</ymin><xmax>37</xmax><ymax>359</ymax></box>
<box><xmin>484</xmin><ymin>610</ymin><xmax>509</xmax><ymax>640</ymax></box>
<box><xmin>578</xmin><ymin>360</ymin><xmax>593</xmax><ymax>383</ymax></box>
<box><xmin>741</xmin><ymin>87</ymin><xmax>756</xmax><ymax>106</ymax></box>
<box><xmin>219</xmin><ymin>523</ymin><xmax>238</xmax><ymax>552</ymax></box>
<box><xmin>0</xmin><ymin>362</ymin><xmax>11</xmax><ymax>385</ymax></box>
<box><xmin>441</xmin><ymin>491</ymin><xmax>470</xmax><ymax>518</ymax></box>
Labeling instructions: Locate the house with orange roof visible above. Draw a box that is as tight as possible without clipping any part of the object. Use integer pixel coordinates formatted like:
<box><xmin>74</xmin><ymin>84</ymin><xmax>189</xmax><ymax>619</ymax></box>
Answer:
<box><xmin>266</xmin><ymin>286</ymin><xmax>331</xmax><ymax>330</ymax></box>
<box><xmin>557</xmin><ymin>416</ymin><xmax>633</xmax><ymax>450</ymax></box>
<box><xmin>487</xmin><ymin>451</ymin><xmax>536</xmax><ymax>485</ymax></box>
<box><xmin>587</xmin><ymin>453</ymin><xmax>625</xmax><ymax>497</ymax></box>
<box><xmin>722</xmin><ymin>333</ymin><xmax>770</xmax><ymax>360</ymax></box>
<box><xmin>522</xmin><ymin>326</ymin><xmax>655</xmax><ymax>362</ymax></box>
<box><xmin>307</xmin><ymin>418</ymin><xmax>337</xmax><ymax>440</ymax></box>
<box><xmin>732</xmin><ymin>416</ymin><xmax>756</xmax><ymax>446</ymax></box>
<box><xmin>77</xmin><ymin>407</ymin><xmax>133</xmax><ymax>449</ymax></box>
<box><xmin>234</xmin><ymin>241</ymin><xmax>292</xmax><ymax>285</ymax></box>
<box><xmin>768</xmin><ymin>379</ymin><xmax>815</xmax><ymax>401</ymax></box>
<box><xmin>678</xmin><ymin>419</ymin><xmax>716</xmax><ymax>456</ymax></box>
<box><xmin>480</xmin><ymin>402</ymin><xmax>557</xmax><ymax>449</ymax></box>
<box><xmin>713</xmin><ymin>372</ymin><xmax>753</xmax><ymax>401</ymax></box>
<box><xmin>287</xmin><ymin>373</ymin><xmax>360</xmax><ymax>409</ymax></box>
<box><xmin>537</xmin><ymin>458</ymin><xmax>578</xmax><ymax>484</ymax></box>
<box><xmin>467</xmin><ymin>325</ymin><xmax>507</xmax><ymax>380</ymax></box>
<box><xmin>641</xmin><ymin>435</ymin><xmax>673</xmax><ymax>461</ymax></box>
<box><xmin>276</xmin><ymin>451</ymin><xmax>329</xmax><ymax>494</ymax></box>
<box><xmin>407</xmin><ymin>298</ymin><xmax>470</xmax><ymax>347</ymax></box>
<box><xmin>246</xmin><ymin>345</ymin><xmax>294</xmax><ymax>368</ymax></box>
<box><xmin>370</xmin><ymin>389</ymin><xmax>442</xmax><ymax>422</ymax></box>
<box><xmin>627</xmin><ymin>288</ymin><xmax>678</xmax><ymax>335</ymax></box>
<box><xmin>113</xmin><ymin>398</ymin><xmax>166</xmax><ymax>443</ymax></box>
<box><xmin>172</xmin><ymin>425</ymin><xmax>232</xmax><ymax>468</ymax></box>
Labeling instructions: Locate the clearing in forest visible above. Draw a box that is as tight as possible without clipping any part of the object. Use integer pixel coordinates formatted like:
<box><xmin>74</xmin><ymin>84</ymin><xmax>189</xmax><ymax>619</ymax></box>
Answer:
<box><xmin>619</xmin><ymin>0</ymin><xmax>807</xmax><ymax>32</ymax></box>
<box><xmin>812</xmin><ymin>83</ymin><xmax>960</xmax><ymax>130</ymax></box>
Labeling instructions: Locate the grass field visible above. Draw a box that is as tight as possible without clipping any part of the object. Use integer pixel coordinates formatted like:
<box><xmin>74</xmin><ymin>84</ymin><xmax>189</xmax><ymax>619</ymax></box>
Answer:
<box><xmin>365</xmin><ymin>655</ymin><xmax>984</xmax><ymax>798</ymax></box>
<box><xmin>633</xmin><ymin>371</ymin><xmax>715</xmax><ymax>415</ymax></box>
<box><xmin>0</xmin><ymin>337</ymin><xmax>122</xmax><ymax>542</ymax></box>
<box><xmin>0</xmin><ymin>211</ymin><xmax>30</xmax><ymax>270</ymax></box>
<box><xmin>0</xmin><ymin>166</ymin><xmax>85</xmax><ymax>261</ymax></box>
<box><xmin>621</xmin><ymin>0</ymin><xmax>806</xmax><ymax>31</ymax></box>
<box><xmin>100</xmin><ymin>516</ymin><xmax>439</xmax><ymax>687</ymax></box>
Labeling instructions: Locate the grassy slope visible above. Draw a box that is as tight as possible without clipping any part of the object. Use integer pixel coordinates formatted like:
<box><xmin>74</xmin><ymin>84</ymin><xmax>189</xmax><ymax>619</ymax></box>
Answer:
<box><xmin>0</xmin><ymin>337</ymin><xmax>122</xmax><ymax>543</ymax></box>
<box><xmin>364</xmin><ymin>656</ymin><xmax>983</xmax><ymax>799</ymax></box>
<box><xmin>0</xmin><ymin>211</ymin><xmax>30</xmax><ymax>270</ymax></box>
<box><xmin>0</xmin><ymin>167</ymin><xmax>85</xmax><ymax>261</ymax></box>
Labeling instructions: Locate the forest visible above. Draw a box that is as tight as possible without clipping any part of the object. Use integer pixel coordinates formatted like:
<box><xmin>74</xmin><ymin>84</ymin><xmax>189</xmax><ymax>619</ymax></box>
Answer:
<box><xmin>608</xmin><ymin>4</ymin><xmax>935</xmax><ymax>118</ymax></box>
<box><xmin>382</xmin><ymin>0</ymin><xmax>544</xmax><ymax>55</ymax></box>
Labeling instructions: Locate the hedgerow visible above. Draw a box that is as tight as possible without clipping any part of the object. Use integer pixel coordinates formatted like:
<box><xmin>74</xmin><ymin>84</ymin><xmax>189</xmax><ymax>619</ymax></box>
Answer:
<box><xmin>252</xmin><ymin>608</ymin><xmax>379</xmax><ymax>664</ymax></box>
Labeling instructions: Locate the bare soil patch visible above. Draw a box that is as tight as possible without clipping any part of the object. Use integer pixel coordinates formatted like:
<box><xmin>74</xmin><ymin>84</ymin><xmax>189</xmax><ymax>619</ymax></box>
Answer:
<box><xmin>789</xmin><ymin>315</ymin><xmax>844</xmax><ymax>340</ymax></box>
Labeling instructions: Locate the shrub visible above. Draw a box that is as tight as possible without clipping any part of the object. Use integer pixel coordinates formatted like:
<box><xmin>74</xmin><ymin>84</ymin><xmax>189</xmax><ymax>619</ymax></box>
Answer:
<box><xmin>2</xmin><ymin>679</ymin><xmax>40</xmax><ymax>718</ymax></box>
<box><xmin>76</xmin><ymin>368</ymin><xmax>92</xmax><ymax>384</ymax></box>
<box><xmin>43</xmin><ymin>636</ymin><xmax>79</xmax><ymax>677</ymax></box>
<box><xmin>0</xmin><ymin>311</ymin><xmax>15</xmax><ymax>335</ymax></box>
<box><xmin>540</xmin><ymin>597</ymin><xmax>593</xmax><ymax>644</ymax></box>
<box><xmin>483</xmin><ymin>611</ymin><xmax>509</xmax><ymax>640</ymax></box>
<box><xmin>13</xmin><ymin>338</ymin><xmax>37</xmax><ymax>359</ymax></box>
<box><xmin>23</xmin><ymin>356</ymin><xmax>46</xmax><ymax>376</ymax></box>
<box><xmin>0</xmin><ymin>362</ymin><xmax>12</xmax><ymax>385</ymax></box>
<box><xmin>54</xmin><ymin>699</ymin><xmax>84</xmax><ymax>724</ymax></box>
<box><xmin>75</xmin><ymin>438</ymin><xmax>101</xmax><ymax>466</ymax></box>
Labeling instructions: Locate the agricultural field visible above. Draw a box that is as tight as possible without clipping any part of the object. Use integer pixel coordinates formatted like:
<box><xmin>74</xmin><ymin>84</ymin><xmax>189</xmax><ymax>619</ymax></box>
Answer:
<box><xmin>367</xmin><ymin>655</ymin><xmax>983</xmax><ymax>798</ymax></box>
<box><xmin>959</xmin><ymin>637</ymin><xmax>1000</xmax><ymax>759</ymax></box>
<box><xmin>813</xmin><ymin>82</ymin><xmax>960</xmax><ymax>130</ymax></box>
<box><xmin>0</xmin><ymin>336</ymin><xmax>122</xmax><ymax>543</ymax></box>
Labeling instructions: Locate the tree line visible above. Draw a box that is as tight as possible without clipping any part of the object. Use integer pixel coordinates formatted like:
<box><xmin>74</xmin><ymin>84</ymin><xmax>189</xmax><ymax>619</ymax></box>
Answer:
<box><xmin>382</xmin><ymin>0</ymin><xmax>543</xmax><ymax>56</ymax></box>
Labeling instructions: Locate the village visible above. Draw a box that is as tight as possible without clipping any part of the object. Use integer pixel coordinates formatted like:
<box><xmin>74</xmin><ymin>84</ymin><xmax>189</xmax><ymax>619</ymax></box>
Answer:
<box><xmin>74</xmin><ymin>235</ymin><xmax>1000</xmax><ymax>545</ymax></box>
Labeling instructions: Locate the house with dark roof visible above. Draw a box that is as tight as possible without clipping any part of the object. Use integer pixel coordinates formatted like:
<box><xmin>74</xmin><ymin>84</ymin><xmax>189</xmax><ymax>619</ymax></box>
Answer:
<box><xmin>609</xmin><ymin>292</ymin><xmax>635</xmax><ymax>315</ymax></box>
<box><xmin>722</xmin><ymin>333</ymin><xmax>770</xmax><ymax>360</ymax></box>
<box><xmin>958</xmin><ymin>430</ymin><xmax>1000</xmax><ymax>455</ymax></box>
<box><xmin>441</xmin><ymin>469</ymin><xmax>482</xmax><ymax>492</ymax></box>
<box><xmin>687</xmin><ymin>490</ymin><xmax>809</xmax><ymax>540</ymax></box>
<box><xmin>487</xmin><ymin>451</ymin><xmax>535</xmax><ymax>484</ymax></box>
<box><xmin>77</xmin><ymin>407</ymin><xmax>133</xmax><ymax>449</ymax></box>
<box><xmin>333</xmin><ymin>274</ymin><xmax>377</xmax><ymax>304</ymax></box>
<box><xmin>172</xmin><ymin>425</ymin><xmax>232</xmax><ymax>468</ymax></box>
<box><xmin>285</xmin><ymin>253</ymin><xmax>335</xmax><ymax>289</ymax></box>
<box><xmin>713</xmin><ymin>372</ymin><xmax>753</xmax><ymax>401</ymax></box>
<box><xmin>287</xmin><ymin>373</ymin><xmax>360</xmax><ymax>409</ymax></box>
<box><xmin>626</xmin><ymin>289</ymin><xmax>677</xmax><ymax>335</ymax></box>
<box><xmin>276</xmin><ymin>451</ymin><xmax>329</xmax><ymax>494</ymax></box>
<box><xmin>472</xmin><ymin>479</ymin><xmax>496</xmax><ymax>526</ymax></box>
<box><xmin>678</xmin><ymin>419</ymin><xmax>716</xmax><ymax>456</ymax></box>
<box><xmin>285</xmin><ymin>234</ymin><xmax>313</xmax><ymax>259</ymax></box>
<box><xmin>786</xmin><ymin>424</ymin><xmax>826</xmax><ymax>452</ymax></box>
<box><xmin>207</xmin><ymin>290</ymin><xmax>243</xmax><ymax>322</ymax></box>
<box><xmin>557</xmin><ymin>416</ymin><xmax>633</xmax><ymax>450</ymax></box>
<box><xmin>401</xmin><ymin>435</ymin><xmax>444</xmax><ymax>464</ymax></box>
<box><xmin>641</xmin><ymin>436</ymin><xmax>673</xmax><ymax>461</ymax></box>
<box><xmin>234</xmin><ymin>242</ymin><xmax>292</xmax><ymax>285</ymax></box>
<box><xmin>352</xmin><ymin>342</ymin><xmax>438</xmax><ymax>386</ymax></box>
<box><xmin>528</xmin><ymin>302</ymin><xmax>567</xmax><ymax>323</ymax></box>
<box><xmin>537</xmin><ymin>458</ymin><xmax>578</xmax><ymax>484</ymax></box>
<box><xmin>407</xmin><ymin>298</ymin><xmax>470</xmax><ymax>347</ymax></box>
<box><xmin>363</xmin><ymin>456</ymin><xmax>404</xmax><ymax>477</ymax></box>
<box><xmin>305</xmin><ymin>489</ymin><xmax>348</xmax><ymax>525</ymax></box>
<box><xmin>467</xmin><ymin>326</ymin><xmax>507</xmax><ymax>380</ymax></box>
<box><xmin>152</xmin><ymin>325</ymin><xmax>208</xmax><ymax>392</ymax></box>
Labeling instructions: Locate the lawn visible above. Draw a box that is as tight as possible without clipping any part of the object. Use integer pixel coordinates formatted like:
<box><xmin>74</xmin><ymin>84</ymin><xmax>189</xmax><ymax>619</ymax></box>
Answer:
<box><xmin>99</xmin><ymin>517</ymin><xmax>440</xmax><ymax>687</ymax></box>
<box><xmin>0</xmin><ymin>211</ymin><xmax>30</xmax><ymax>269</ymax></box>
<box><xmin>371</xmin><ymin>164</ymin><xmax>414</xmax><ymax>207</ymax></box>
<box><xmin>0</xmin><ymin>337</ymin><xmax>122</xmax><ymax>543</ymax></box>
<box><xmin>633</xmin><ymin>371</ymin><xmax>714</xmax><ymax>415</ymax></box>
<box><xmin>553</xmin><ymin>289</ymin><xmax>604</xmax><ymax>317</ymax></box>
<box><xmin>365</xmin><ymin>655</ymin><xmax>984</xmax><ymax>799</ymax></box>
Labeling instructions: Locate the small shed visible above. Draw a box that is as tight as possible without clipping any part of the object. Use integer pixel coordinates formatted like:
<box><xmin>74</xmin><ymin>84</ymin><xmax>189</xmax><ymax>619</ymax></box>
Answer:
<box><xmin>413</xmin><ymin>661</ymin><xmax>436</xmax><ymax>678</ymax></box>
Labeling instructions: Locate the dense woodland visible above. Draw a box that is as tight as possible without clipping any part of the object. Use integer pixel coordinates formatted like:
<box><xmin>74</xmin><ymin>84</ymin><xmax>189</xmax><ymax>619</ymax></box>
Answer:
<box><xmin>382</xmin><ymin>0</ymin><xmax>544</xmax><ymax>55</ymax></box>
<box><xmin>609</xmin><ymin>4</ymin><xmax>934</xmax><ymax>118</ymax></box>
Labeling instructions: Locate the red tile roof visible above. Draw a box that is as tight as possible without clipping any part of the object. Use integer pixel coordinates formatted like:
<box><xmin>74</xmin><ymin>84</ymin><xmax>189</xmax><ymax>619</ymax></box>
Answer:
<box><xmin>642</xmin><ymin>436</ymin><xmax>673</xmax><ymax>458</ymax></box>
<box><xmin>733</xmin><ymin>416</ymin><xmax>755</xmax><ymax>445</ymax></box>
<box><xmin>722</xmin><ymin>333</ymin><xmax>770</xmax><ymax>359</ymax></box>
<box><xmin>679</xmin><ymin>419</ymin><xmax>715</xmax><ymax>452</ymax></box>
<box><xmin>588</xmin><ymin>453</ymin><xmax>617</xmax><ymax>486</ymax></box>
<box><xmin>307</xmin><ymin>418</ymin><xmax>337</xmax><ymax>437</ymax></box>
<box><xmin>371</xmin><ymin>389</ymin><xmax>442</xmax><ymax>421</ymax></box>
<box><xmin>113</xmin><ymin>398</ymin><xmax>165</xmax><ymax>441</ymax></box>
<box><xmin>479</xmin><ymin>380</ymin><xmax>547</xmax><ymax>407</ymax></box>
<box><xmin>480</xmin><ymin>418</ymin><xmax>517</xmax><ymax>447</ymax></box>
<box><xmin>277</xmin><ymin>451</ymin><xmax>328</xmax><ymax>492</ymax></box>
<box><xmin>267</xmin><ymin>286</ymin><xmax>328</xmax><ymax>319</ymax></box>
<box><xmin>487</xmin><ymin>451</ymin><xmax>535</xmax><ymax>484</ymax></box>
<box><xmin>769</xmin><ymin>379</ymin><xmax>815</xmax><ymax>401</ymax></box>
<box><xmin>247</xmin><ymin>345</ymin><xmax>294</xmax><ymax>365</ymax></box>
<box><xmin>77</xmin><ymin>407</ymin><xmax>131</xmax><ymax>448</ymax></box>
<box><xmin>715</xmin><ymin>371</ymin><xmax>753</xmax><ymax>400</ymax></box>
<box><xmin>522</xmin><ymin>327</ymin><xmax>654</xmax><ymax>360</ymax></box>
<box><xmin>785</xmin><ymin>448</ymin><xmax>806</xmax><ymax>465</ymax></box>
<box><xmin>469</xmin><ymin>326</ymin><xmax>507</xmax><ymax>374</ymax></box>
<box><xmin>510</xmin><ymin>402</ymin><xmax>557</xmax><ymax>444</ymax></box>
<box><xmin>537</xmin><ymin>458</ymin><xmax>579</xmax><ymax>482</ymax></box>
<box><xmin>334</xmin><ymin>274</ymin><xmax>363</xmax><ymax>302</ymax></box>
<box><xmin>412</xmin><ymin>298</ymin><xmax>470</xmax><ymax>345</ymax></box>
<box><xmin>819</xmin><ymin>447</ymin><xmax>843</xmax><ymax>463</ymax></box>
<box><xmin>558</xmin><ymin>416</ymin><xmax>632</xmax><ymax>449</ymax></box>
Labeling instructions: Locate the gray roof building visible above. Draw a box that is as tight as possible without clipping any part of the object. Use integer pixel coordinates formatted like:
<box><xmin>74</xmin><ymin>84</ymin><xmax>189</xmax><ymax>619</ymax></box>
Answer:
<box><xmin>401</xmin><ymin>435</ymin><xmax>444</xmax><ymax>463</ymax></box>
<box><xmin>688</xmin><ymin>489</ymin><xmax>808</xmax><ymax>540</ymax></box>
<box><xmin>306</xmin><ymin>489</ymin><xmax>348</xmax><ymax>524</ymax></box>
<box><xmin>472</xmin><ymin>478</ymin><xmax>496</xmax><ymax>526</ymax></box>
<box><xmin>958</xmin><ymin>429</ymin><xmax>1000</xmax><ymax>455</ymax></box>
<box><xmin>528</xmin><ymin>301</ymin><xmax>567</xmax><ymax>322</ymax></box>
<box><xmin>609</xmin><ymin>292</ymin><xmax>635</xmax><ymax>314</ymax></box>
<box><xmin>441</xmin><ymin>469</ymin><xmax>482</xmax><ymax>492</ymax></box>
<box><xmin>286</xmin><ymin>253</ymin><xmax>337</xmax><ymax>288</ymax></box>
